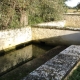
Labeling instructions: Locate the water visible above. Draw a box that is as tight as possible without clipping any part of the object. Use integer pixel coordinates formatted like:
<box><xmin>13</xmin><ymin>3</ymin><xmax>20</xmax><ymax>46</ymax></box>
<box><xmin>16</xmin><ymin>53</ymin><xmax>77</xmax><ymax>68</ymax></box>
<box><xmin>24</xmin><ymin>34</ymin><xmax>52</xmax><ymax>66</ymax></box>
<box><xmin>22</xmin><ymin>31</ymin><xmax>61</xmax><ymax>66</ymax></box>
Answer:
<box><xmin>0</xmin><ymin>43</ymin><xmax>55</xmax><ymax>76</ymax></box>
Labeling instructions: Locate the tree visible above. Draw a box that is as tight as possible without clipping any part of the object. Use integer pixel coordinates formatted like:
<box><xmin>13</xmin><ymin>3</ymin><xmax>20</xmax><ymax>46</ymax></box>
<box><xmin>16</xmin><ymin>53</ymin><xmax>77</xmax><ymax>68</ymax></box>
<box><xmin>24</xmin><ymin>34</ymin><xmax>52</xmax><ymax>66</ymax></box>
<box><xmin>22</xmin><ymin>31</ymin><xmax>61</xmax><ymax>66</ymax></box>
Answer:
<box><xmin>0</xmin><ymin>0</ymin><xmax>29</xmax><ymax>29</ymax></box>
<box><xmin>29</xmin><ymin>0</ymin><xmax>66</xmax><ymax>24</ymax></box>
<box><xmin>0</xmin><ymin>0</ymin><xmax>66</xmax><ymax>29</ymax></box>
<box><xmin>76</xmin><ymin>3</ymin><xmax>80</xmax><ymax>11</ymax></box>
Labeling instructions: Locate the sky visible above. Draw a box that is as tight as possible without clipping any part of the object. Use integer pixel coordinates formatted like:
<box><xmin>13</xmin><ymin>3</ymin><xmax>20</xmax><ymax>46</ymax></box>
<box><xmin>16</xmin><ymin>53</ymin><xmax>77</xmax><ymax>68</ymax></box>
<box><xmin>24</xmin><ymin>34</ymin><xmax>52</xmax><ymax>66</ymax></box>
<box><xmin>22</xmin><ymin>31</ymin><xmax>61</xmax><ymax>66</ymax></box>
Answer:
<box><xmin>65</xmin><ymin>0</ymin><xmax>80</xmax><ymax>7</ymax></box>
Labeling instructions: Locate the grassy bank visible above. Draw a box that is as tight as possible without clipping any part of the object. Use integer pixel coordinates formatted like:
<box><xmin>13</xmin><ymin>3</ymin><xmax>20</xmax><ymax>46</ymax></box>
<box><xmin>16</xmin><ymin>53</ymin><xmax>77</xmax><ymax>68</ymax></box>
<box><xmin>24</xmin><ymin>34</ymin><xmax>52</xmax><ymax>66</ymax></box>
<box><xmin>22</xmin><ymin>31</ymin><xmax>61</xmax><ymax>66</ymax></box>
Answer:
<box><xmin>67</xmin><ymin>65</ymin><xmax>80</xmax><ymax>80</ymax></box>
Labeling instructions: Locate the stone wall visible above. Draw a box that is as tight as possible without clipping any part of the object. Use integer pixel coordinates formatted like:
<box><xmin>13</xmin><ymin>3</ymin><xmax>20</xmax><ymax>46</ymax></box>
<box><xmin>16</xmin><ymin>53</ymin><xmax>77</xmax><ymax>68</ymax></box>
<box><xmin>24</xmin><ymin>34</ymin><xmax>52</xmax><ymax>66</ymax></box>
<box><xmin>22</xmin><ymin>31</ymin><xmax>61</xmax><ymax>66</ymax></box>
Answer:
<box><xmin>64</xmin><ymin>13</ymin><xmax>80</xmax><ymax>27</ymax></box>
<box><xmin>1</xmin><ymin>21</ymin><xmax>80</xmax><ymax>51</ymax></box>
<box><xmin>0</xmin><ymin>27</ymin><xmax>32</xmax><ymax>51</ymax></box>
<box><xmin>32</xmin><ymin>27</ymin><xmax>80</xmax><ymax>45</ymax></box>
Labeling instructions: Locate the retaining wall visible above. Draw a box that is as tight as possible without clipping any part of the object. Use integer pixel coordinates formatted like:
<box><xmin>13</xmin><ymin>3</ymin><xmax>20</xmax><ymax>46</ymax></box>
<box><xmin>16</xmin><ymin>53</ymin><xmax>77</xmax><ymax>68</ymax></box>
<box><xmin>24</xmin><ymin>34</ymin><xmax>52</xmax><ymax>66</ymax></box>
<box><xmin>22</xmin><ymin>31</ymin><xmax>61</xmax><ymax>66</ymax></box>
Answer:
<box><xmin>64</xmin><ymin>13</ymin><xmax>80</xmax><ymax>27</ymax></box>
<box><xmin>0</xmin><ymin>27</ymin><xmax>32</xmax><ymax>51</ymax></box>
<box><xmin>1</xmin><ymin>21</ymin><xmax>80</xmax><ymax>51</ymax></box>
<box><xmin>32</xmin><ymin>27</ymin><xmax>80</xmax><ymax>45</ymax></box>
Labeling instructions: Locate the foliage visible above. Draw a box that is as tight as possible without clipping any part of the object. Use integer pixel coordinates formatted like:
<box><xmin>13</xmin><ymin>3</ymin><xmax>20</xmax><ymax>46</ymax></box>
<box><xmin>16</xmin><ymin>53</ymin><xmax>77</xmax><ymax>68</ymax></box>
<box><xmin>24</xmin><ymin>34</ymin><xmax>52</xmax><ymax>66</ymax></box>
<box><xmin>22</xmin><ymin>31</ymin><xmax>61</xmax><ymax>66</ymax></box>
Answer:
<box><xmin>77</xmin><ymin>3</ymin><xmax>80</xmax><ymax>9</ymax></box>
<box><xmin>29</xmin><ymin>0</ymin><xmax>66</xmax><ymax>24</ymax></box>
<box><xmin>0</xmin><ymin>0</ymin><xmax>66</xmax><ymax>29</ymax></box>
<box><xmin>76</xmin><ymin>3</ymin><xmax>80</xmax><ymax>11</ymax></box>
<box><xmin>0</xmin><ymin>0</ymin><xmax>29</xmax><ymax>29</ymax></box>
<box><xmin>68</xmin><ymin>65</ymin><xmax>80</xmax><ymax>80</ymax></box>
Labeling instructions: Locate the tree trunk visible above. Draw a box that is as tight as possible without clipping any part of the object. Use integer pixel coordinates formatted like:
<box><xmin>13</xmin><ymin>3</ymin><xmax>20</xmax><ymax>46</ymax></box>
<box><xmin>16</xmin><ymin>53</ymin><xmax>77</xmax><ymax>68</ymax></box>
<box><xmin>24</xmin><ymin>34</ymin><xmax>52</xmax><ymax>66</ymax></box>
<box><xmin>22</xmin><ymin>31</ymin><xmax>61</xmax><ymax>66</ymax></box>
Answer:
<box><xmin>20</xmin><ymin>10</ymin><xmax>28</xmax><ymax>27</ymax></box>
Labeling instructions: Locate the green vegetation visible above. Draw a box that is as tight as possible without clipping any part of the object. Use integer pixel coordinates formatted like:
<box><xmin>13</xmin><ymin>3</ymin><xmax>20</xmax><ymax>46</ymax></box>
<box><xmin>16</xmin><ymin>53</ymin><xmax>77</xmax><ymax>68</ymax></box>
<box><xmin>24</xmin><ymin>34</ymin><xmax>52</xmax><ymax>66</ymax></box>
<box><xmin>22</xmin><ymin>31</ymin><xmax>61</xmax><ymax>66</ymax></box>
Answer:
<box><xmin>67</xmin><ymin>65</ymin><xmax>80</xmax><ymax>80</ymax></box>
<box><xmin>0</xmin><ymin>0</ymin><xmax>29</xmax><ymax>29</ymax></box>
<box><xmin>29</xmin><ymin>0</ymin><xmax>66</xmax><ymax>25</ymax></box>
<box><xmin>0</xmin><ymin>0</ymin><xmax>66</xmax><ymax>29</ymax></box>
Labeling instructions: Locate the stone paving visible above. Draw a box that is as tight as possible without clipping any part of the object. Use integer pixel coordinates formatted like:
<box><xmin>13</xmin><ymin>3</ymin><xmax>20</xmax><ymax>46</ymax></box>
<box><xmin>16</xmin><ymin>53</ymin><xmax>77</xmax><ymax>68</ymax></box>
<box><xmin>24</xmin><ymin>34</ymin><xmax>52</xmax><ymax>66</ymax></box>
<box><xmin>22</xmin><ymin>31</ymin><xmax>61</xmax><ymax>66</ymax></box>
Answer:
<box><xmin>22</xmin><ymin>45</ymin><xmax>80</xmax><ymax>80</ymax></box>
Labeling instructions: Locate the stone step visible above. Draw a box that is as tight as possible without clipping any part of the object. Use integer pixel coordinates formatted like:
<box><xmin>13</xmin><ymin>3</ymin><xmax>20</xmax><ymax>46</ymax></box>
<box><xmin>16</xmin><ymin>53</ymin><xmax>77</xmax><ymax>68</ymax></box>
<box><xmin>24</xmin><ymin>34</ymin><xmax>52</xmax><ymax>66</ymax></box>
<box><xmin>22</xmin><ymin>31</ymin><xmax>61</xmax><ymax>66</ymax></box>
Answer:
<box><xmin>22</xmin><ymin>45</ymin><xmax>80</xmax><ymax>80</ymax></box>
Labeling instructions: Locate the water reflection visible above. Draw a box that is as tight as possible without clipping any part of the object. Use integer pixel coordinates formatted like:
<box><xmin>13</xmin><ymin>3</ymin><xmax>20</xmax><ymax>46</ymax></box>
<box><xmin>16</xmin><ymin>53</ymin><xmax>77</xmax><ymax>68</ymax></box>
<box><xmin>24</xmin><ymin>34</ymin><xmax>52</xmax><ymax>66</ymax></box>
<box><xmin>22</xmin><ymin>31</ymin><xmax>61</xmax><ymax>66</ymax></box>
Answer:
<box><xmin>32</xmin><ymin>43</ymin><xmax>54</xmax><ymax>57</ymax></box>
<box><xmin>0</xmin><ymin>45</ymin><xmax>32</xmax><ymax>74</ymax></box>
<box><xmin>0</xmin><ymin>43</ymin><xmax>54</xmax><ymax>75</ymax></box>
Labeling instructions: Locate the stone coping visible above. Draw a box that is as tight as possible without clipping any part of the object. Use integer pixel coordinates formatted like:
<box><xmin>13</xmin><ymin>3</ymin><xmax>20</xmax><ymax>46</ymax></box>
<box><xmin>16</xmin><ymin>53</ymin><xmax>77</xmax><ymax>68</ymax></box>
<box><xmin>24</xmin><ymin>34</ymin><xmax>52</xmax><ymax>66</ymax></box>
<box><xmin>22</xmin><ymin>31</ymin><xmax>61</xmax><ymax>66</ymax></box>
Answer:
<box><xmin>33</xmin><ymin>23</ymin><xmax>80</xmax><ymax>31</ymax></box>
<box><xmin>32</xmin><ymin>25</ymin><xmax>80</xmax><ymax>31</ymax></box>
<box><xmin>22</xmin><ymin>45</ymin><xmax>80</xmax><ymax>80</ymax></box>
<box><xmin>64</xmin><ymin>13</ymin><xmax>80</xmax><ymax>16</ymax></box>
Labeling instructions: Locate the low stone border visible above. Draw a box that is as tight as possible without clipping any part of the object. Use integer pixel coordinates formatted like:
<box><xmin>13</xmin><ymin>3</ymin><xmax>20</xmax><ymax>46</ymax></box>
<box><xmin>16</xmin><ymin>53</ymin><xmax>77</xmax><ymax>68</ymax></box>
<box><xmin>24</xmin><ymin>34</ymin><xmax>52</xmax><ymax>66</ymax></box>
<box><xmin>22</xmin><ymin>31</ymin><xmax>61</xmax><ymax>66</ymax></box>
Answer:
<box><xmin>22</xmin><ymin>45</ymin><xmax>80</xmax><ymax>80</ymax></box>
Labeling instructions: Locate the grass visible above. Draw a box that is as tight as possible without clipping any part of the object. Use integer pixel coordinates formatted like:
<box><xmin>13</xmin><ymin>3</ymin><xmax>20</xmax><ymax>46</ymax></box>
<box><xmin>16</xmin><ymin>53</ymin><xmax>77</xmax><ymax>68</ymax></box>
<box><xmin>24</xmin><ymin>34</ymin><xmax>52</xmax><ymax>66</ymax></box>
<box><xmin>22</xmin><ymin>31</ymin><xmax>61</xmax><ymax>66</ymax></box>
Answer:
<box><xmin>67</xmin><ymin>65</ymin><xmax>80</xmax><ymax>80</ymax></box>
